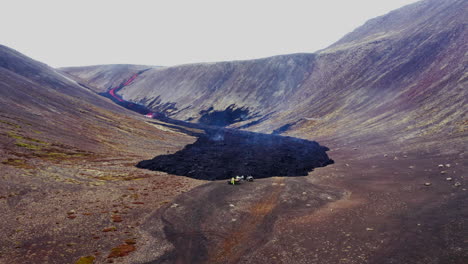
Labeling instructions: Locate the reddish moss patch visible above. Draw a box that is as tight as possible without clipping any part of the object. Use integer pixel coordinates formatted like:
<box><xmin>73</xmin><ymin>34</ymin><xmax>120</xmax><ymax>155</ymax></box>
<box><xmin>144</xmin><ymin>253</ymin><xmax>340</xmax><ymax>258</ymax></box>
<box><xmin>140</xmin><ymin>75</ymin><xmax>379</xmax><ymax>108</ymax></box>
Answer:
<box><xmin>102</xmin><ymin>227</ymin><xmax>117</xmax><ymax>232</ymax></box>
<box><xmin>124</xmin><ymin>238</ymin><xmax>136</xmax><ymax>245</ymax></box>
<box><xmin>107</xmin><ymin>244</ymin><xmax>136</xmax><ymax>258</ymax></box>
<box><xmin>111</xmin><ymin>215</ymin><xmax>122</xmax><ymax>222</ymax></box>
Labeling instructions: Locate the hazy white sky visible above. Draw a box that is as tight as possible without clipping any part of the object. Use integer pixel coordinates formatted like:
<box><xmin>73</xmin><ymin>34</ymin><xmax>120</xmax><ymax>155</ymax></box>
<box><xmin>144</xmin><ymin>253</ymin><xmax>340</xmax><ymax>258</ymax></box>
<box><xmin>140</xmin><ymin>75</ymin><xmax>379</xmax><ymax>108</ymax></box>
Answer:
<box><xmin>2</xmin><ymin>0</ymin><xmax>419</xmax><ymax>67</ymax></box>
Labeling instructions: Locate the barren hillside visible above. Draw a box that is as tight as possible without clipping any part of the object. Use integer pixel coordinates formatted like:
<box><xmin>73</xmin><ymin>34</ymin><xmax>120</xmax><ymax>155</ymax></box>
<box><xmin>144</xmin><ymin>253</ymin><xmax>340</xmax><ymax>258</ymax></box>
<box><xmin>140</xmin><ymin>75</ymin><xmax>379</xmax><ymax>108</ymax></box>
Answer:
<box><xmin>62</xmin><ymin>0</ymin><xmax>467</xmax><ymax>149</ymax></box>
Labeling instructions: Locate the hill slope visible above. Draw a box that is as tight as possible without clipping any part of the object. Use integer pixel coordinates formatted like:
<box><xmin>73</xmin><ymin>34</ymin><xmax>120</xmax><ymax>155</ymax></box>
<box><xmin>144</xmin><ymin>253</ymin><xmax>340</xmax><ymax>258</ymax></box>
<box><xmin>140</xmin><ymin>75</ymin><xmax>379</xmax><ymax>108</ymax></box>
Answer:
<box><xmin>0</xmin><ymin>44</ymin><xmax>202</xmax><ymax>264</ymax></box>
<box><xmin>62</xmin><ymin>0</ymin><xmax>467</xmax><ymax>150</ymax></box>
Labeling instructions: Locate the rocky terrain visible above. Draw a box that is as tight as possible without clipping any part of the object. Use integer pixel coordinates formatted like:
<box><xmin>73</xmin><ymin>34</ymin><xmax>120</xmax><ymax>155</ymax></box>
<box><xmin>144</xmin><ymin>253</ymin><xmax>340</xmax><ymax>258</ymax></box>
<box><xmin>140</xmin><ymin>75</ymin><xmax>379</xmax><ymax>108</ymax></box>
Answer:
<box><xmin>1</xmin><ymin>0</ymin><xmax>467</xmax><ymax>263</ymax></box>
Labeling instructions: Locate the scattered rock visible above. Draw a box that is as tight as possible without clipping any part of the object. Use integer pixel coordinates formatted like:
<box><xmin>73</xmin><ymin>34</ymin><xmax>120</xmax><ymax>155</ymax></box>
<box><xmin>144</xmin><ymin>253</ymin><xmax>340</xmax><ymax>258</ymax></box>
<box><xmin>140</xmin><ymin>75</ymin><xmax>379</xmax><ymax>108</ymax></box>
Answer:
<box><xmin>446</xmin><ymin>177</ymin><xmax>453</xmax><ymax>181</ymax></box>
<box><xmin>440</xmin><ymin>171</ymin><xmax>447</xmax><ymax>174</ymax></box>
<box><xmin>409</xmin><ymin>166</ymin><xmax>415</xmax><ymax>169</ymax></box>
<box><xmin>424</xmin><ymin>182</ymin><xmax>432</xmax><ymax>186</ymax></box>
<box><xmin>454</xmin><ymin>182</ymin><xmax>461</xmax><ymax>187</ymax></box>
<box><xmin>445</xmin><ymin>164</ymin><xmax>451</xmax><ymax>168</ymax></box>
<box><xmin>366</xmin><ymin>227</ymin><xmax>374</xmax><ymax>231</ymax></box>
<box><xmin>438</xmin><ymin>164</ymin><xmax>444</xmax><ymax>168</ymax></box>
<box><xmin>383</xmin><ymin>154</ymin><xmax>388</xmax><ymax>157</ymax></box>
<box><xmin>229</xmin><ymin>204</ymin><xmax>235</xmax><ymax>207</ymax></box>
<box><xmin>170</xmin><ymin>203</ymin><xmax>179</xmax><ymax>208</ymax></box>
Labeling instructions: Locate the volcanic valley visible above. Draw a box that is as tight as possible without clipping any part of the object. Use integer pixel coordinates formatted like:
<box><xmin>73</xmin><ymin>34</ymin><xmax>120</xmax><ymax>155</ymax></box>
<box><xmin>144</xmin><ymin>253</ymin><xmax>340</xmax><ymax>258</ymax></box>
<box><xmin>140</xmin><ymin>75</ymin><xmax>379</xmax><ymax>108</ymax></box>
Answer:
<box><xmin>0</xmin><ymin>0</ymin><xmax>467</xmax><ymax>263</ymax></box>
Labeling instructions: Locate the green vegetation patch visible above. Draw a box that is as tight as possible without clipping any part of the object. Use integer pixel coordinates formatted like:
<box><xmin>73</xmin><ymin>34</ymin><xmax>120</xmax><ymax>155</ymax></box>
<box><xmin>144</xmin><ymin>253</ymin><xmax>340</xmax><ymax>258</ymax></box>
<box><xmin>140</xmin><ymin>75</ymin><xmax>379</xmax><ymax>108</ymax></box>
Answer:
<box><xmin>15</xmin><ymin>142</ymin><xmax>42</xmax><ymax>150</ymax></box>
<box><xmin>39</xmin><ymin>152</ymin><xmax>89</xmax><ymax>159</ymax></box>
<box><xmin>6</xmin><ymin>131</ymin><xmax>49</xmax><ymax>151</ymax></box>
<box><xmin>5</xmin><ymin>130</ymin><xmax>94</xmax><ymax>164</ymax></box>
<box><xmin>0</xmin><ymin>120</ymin><xmax>21</xmax><ymax>128</ymax></box>
<box><xmin>75</xmin><ymin>256</ymin><xmax>95</xmax><ymax>264</ymax></box>
<box><xmin>1</xmin><ymin>158</ymin><xmax>32</xmax><ymax>169</ymax></box>
<box><xmin>95</xmin><ymin>175</ymin><xmax>120</xmax><ymax>181</ymax></box>
<box><xmin>7</xmin><ymin>132</ymin><xmax>48</xmax><ymax>144</ymax></box>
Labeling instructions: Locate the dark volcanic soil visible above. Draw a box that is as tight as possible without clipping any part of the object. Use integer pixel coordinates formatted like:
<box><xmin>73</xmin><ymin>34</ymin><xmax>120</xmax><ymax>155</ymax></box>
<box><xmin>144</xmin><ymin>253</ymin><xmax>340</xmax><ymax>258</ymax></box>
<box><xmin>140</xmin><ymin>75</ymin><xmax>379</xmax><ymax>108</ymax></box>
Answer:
<box><xmin>129</xmin><ymin>141</ymin><xmax>467</xmax><ymax>264</ymax></box>
<box><xmin>136</xmin><ymin>126</ymin><xmax>333</xmax><ymax>180</ymax></box>
<box><xmin>139</xmin><ymin>177</ymin><xmax>344</xmax><ymax>264</ymax></box>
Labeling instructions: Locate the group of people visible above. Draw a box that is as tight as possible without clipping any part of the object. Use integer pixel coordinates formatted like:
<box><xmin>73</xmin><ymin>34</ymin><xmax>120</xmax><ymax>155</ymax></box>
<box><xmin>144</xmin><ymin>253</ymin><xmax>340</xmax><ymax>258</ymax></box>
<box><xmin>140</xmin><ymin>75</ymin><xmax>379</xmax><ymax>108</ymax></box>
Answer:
<box><xmin>229</xmin><ymin>175</ymin><xmax>254</xmax><ymax>185</ymax></box>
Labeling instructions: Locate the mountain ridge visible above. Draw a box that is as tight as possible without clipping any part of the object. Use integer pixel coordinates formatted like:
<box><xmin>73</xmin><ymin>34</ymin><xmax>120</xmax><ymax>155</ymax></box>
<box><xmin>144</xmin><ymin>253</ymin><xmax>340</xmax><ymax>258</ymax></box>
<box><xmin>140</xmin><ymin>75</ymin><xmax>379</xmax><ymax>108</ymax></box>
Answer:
<box><xmin>62</xmin><ymin>0</ymin><xmax>467</xmax><ymax>150</ymax></box>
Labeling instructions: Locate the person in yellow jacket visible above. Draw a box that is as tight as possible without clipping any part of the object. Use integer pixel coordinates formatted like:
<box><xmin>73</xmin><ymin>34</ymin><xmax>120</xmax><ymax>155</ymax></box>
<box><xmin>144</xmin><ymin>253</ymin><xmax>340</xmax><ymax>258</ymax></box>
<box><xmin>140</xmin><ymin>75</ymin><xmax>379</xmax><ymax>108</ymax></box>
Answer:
<box><xmin>231</xmin><ymin>177</ymin><xmax>235</xmax><ymax>185</ymax></box>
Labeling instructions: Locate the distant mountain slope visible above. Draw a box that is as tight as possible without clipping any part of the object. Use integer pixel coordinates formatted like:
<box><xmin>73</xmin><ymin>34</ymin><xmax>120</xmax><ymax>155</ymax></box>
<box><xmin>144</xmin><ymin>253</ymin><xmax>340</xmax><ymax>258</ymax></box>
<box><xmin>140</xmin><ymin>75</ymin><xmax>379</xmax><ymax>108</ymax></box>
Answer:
<box><xmin>61</xmin><ymin>64</ymin><xmax>154</xmax><ymax>93</ymax></box>
<box><xmin>61</xmin><ymin>54</ymin><xmax>317</xmax><ymax>125</ymax></box>
<box><xmin>281</xmin><ymin>0</ymin><xmax>467</xmax><ymax>143</ymax></box>
<box><xmin>62</xmin><ymin>0</ymin><xmax>467</xmax><ymax>150</ymax></box>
